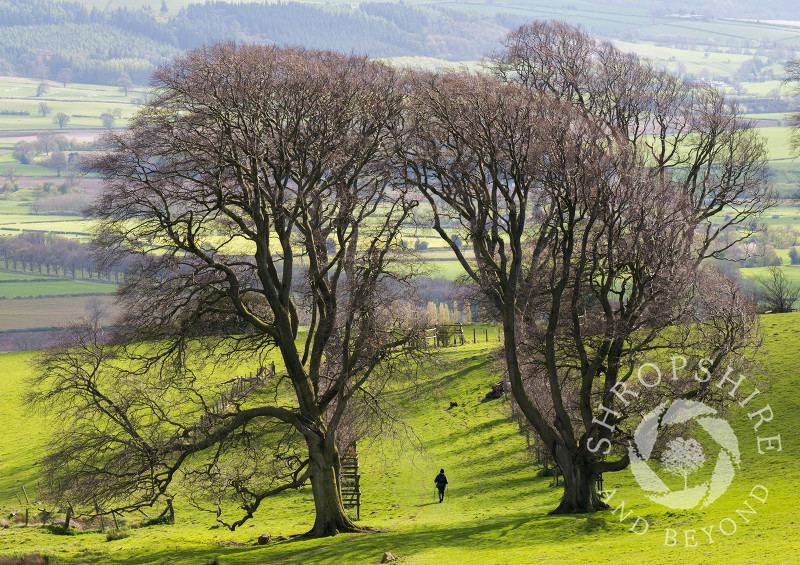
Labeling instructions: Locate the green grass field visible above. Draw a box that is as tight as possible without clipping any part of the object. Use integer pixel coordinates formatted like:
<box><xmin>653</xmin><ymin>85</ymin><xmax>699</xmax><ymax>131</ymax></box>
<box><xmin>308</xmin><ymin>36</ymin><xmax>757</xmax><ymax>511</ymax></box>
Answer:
<box><xmin>0</xmin><ymin>280</ymin><xmax>115</xmax><ymax>299</ymax></box>
<box><xmin>0</xmin><ymin>315</ymin><xmax>797</xmax><ymax>564</ymax></box>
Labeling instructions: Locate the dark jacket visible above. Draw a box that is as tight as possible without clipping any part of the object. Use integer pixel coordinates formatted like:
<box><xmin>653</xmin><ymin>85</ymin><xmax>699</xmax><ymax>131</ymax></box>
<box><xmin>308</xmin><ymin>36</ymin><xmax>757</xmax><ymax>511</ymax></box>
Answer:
<box><xmin>434</xmin><ymin>473</ymin><xmax>448</xmax><ymax>489</ymax></box>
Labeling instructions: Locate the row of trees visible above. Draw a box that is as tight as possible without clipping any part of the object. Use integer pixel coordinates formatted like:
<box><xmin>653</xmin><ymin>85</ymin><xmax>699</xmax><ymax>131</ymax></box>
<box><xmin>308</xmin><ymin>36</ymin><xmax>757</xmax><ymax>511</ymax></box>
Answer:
<box><xmin>32</xmin><ymin>24</ymin><xmax>775</xmax><ymax>538</ymax></box>
<box><xmin>0</xmin><ymin>232</ymin><xmax>125</xmax><ymax>280</ymax></box>
<box><xmin>425</xmin><ymin>300</ymin><xmax>474</xmax><ymax>325</ymax></box>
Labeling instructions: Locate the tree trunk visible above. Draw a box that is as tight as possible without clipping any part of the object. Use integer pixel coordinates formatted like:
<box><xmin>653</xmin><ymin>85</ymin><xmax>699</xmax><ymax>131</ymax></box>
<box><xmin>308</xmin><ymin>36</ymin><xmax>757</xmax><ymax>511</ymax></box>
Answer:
<box><xmin>305</xmin><ymin>434</ymin><xmax>361</xmax><ymax>537</ymax></box>
<box><xmin>550</xmin><ymin>450</ymin><xmax>608</xmax><ymax>514</ymax></box>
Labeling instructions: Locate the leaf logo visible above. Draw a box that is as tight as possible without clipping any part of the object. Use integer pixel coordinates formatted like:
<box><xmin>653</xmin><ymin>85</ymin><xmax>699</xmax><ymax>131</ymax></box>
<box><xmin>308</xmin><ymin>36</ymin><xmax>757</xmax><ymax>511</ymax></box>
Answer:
<box><xmin>629</xmin><ymin>399</ymin><xmax>741</xmax><ymax>510</ymax></box>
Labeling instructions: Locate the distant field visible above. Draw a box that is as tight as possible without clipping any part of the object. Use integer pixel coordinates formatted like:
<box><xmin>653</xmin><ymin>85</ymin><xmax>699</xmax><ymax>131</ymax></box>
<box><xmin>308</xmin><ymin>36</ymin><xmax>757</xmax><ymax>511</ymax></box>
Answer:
<box><xmin>739</xmin><ymin>265</ymin><xmax>800</xmax><ymax>285</ymax></box>
<box><xmin>758</xmin><ymin>204</ymin><xmax>800</xmax><ymax>226</ymax></box>
<box><xmin>0</xmin><ymin>280</ymin><xmax>115</xmax><ymax>299</ymax></box>
<box><xmin>0</xmin><ymin>153</ymin><xmax>57</xmax><ymax>177</ymax></box>
<box><xmin>0</xmin><ymin>76</ymin><xmax>139</xmax><ymax>131</ymax></box>
<box><xmin>0</xmin><ymin>271</ymin><xmax>47</xmax><ymax>281</ymax></box>
<box><xmin>0</xmin><ymin>295</ymin><xmax>117</xmax><ymax>331</ymax></box>
<box><xmin>755</xmin><ymin>127</ymin><xmax>796</xmax><ymax>160</ymax></box>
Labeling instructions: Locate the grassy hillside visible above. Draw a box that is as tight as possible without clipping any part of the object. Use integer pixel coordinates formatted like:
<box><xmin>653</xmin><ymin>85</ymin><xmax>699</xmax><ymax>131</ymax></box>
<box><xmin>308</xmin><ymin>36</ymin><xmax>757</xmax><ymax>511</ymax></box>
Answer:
<box><xmin>0</xmin><ymin>316</ymin><xmax>797</xmax><ymax>564</ymax></box>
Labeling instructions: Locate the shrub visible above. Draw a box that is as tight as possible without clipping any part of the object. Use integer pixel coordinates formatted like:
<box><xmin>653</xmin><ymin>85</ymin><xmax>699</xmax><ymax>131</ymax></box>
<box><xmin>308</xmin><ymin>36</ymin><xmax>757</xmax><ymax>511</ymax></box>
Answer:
<box><xmin>44</xmin><ymin>524</ymin><xmax>76</xmax><ymax>536</ymax></box>
<box><xmin>142</xmin><ymin>514</ymin><xmax>174</xmax><ymax>527</ymax></box>
<box><xmin>105</xmin><ymin>528</ymin><xmax>131</xmax><ymax>541</ymax></box>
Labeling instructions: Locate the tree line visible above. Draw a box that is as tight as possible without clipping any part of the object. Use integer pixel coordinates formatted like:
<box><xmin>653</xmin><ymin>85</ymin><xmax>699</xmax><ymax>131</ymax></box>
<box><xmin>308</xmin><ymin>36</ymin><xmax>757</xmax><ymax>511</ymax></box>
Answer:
<box><xmin>30</xmin><ymin>23</ymin><xmax>777</xmax><ymax>540</ymax></box>
<box><xmin>0</xmin><ymin>231</ymin><xmax>126</xmax><ymax>281</ymax></box>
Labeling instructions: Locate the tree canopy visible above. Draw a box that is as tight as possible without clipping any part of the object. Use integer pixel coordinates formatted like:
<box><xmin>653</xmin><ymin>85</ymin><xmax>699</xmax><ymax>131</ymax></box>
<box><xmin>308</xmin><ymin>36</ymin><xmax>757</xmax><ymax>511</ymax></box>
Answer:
<box><xmin>33</xmin><ymin>43</ymin><xmax>423</xmax><ymax>537</ymax></box>
<box><xmin>399</xmin><ymin>21</ymin><xmax>771</xmax><ymax>513</ymax></box>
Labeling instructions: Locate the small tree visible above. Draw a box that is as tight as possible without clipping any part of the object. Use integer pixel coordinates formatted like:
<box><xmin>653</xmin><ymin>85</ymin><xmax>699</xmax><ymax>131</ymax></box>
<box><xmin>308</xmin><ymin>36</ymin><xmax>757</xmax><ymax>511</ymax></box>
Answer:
<box><xmin>53</xmin><ymin>112</ymin><xmax>70</xmax><ymax>129</ymax></box>
<box><xmin>38</xmin><ymin>102</ymin><xmax>51</xmax><ymax>117</ymax></box>
<box><xmin>4</xmin><ymin>165</ymin><xmax>17</xmax><ymax>184</ymax></box>
<box><xmin>789</xmin><ymin>247</ymin><xmax>800</xmax><ymax>265</ymax></box>
<box><xmin>99</xmin><ymin>112</ymin><xmax>116</xmax><ymax>129</ymax></box>
<box><xmin>427</xmin><ymin>301</ymin><xmax>438</xmax><ymax>325</ymax></box>
<box><xmin>35</xmin><ymin>131</ymin><xmax>56</xmax><ymax>155</ymax></box>
<box><xmin>438</xmin><ymin>302</ymin><xmax>451</xmax><ymax>324</ymax></box>
<box><xmin>12</xmin><ymin>141</ymin><xmax>36</xmax><ymax>164</ymax></box>
<box><xmin>36</xmin><ymin>81</ymin><xmax>49</xmax><ymax>97</ymax></box>
<box><xmin>463</xmin><ymin>299</ymin><xmax>472</xmax><ymax>324</ymax></box>
<box><xmin>117</xmin><ymin>76</ymin><xmax>133</xmax><ymax>96</ymax></box>
<box><xmin>57</xmin><ymin>67</ymin><xmax>72</xmax><ymax>87</ymax></box>
<box><xmin>661</xmin><ymin>438</ymin><xmax>706</xmax><ymax>490</ymax></box>
<box><xmin>46</xmin><ymin>151</ymin><xmax>68</xmax><ymax>177</ymax></box>
<box><xmin>755</xmin><ymin>265</ymin><xmax>800</xmax><ymax>312</ymax></box>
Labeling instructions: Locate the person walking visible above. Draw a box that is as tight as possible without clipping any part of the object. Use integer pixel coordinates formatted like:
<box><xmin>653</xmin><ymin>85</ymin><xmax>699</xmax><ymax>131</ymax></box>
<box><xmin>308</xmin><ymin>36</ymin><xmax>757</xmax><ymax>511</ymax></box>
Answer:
<box><xmin>434</xmin><ymin>469</ymin><xmax>448</xmax><ymax>503</ymax></box>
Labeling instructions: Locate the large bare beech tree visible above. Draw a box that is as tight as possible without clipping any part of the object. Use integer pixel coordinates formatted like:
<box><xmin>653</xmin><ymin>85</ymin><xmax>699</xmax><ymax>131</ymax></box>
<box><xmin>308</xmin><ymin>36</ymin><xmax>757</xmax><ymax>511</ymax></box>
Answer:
<box><xmin>399</xmin><ymin>22</ymin><xmax>772</xmax><ymax>513</ymax></box>
<box><xmin>31</xmin><ymin>44</ymin><xmax>421</xmax><ymax>537</ymax></box>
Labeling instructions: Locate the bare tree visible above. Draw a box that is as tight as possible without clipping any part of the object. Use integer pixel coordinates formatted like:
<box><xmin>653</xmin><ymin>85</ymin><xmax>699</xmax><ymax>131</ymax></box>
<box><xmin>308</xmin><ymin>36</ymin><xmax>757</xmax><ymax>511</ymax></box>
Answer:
<box><xmin>755</xmin><ymin>265</ymin><xmax>800</xmax><ymax>312</ymax></box>
<box><xmin>31</xmin><ymin>44</ymin><xmax>422</xmax><ymax>537</ymax></box>
<box><xmin>46</xmin><ymin>151</ymin><xmax>68</xmax><ymax>177</ymax></box>
<box><xmin>4</xmin><ymin>165</ymin><xmax>17</xmax><ymax>184</ymax></box>
<box><xmin>57</xmin><ymin>67</ymin><xmax>72</xmax><ymax>88</ymax></box>
<box><xmin>399</xmin><ymin>22</ymin><xmax>771</xmax><ymax>514</ymax></box>
<box><xmin>52</xmin><ymin>112</ymin><xmax>70</xmax><ymax>129</ymax></box>
<box><xmin>99</xmin><ymin>112</ymin><xmax>116</xmax><ymax>129</ymax></box>
<box><xmin>38</xmin><ymin>101</ymin><xmax>51</xmax><ymax>117</ymax></box>
<box><xmin>117</xmin><ymin>75</ymin><xmax>133</xmax><ymax>96</ymax></box>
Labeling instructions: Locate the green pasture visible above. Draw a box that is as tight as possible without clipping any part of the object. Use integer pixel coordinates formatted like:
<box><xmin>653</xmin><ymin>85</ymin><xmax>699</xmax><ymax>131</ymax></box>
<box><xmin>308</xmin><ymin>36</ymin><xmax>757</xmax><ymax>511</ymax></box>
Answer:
<box><xmin>0</xmin><ymin>271</ymin><xmax>47</xmax><ymax>282</ymax></box>
<box><xmin>615</xmin><ymin>40</ymin><xmax>752</xmax><ymax>77</ymax></box>
<box><xmin>0</xmin><ymin>201</ymin><xmax>29</xmax><ymax>214</ymax></box>
<box><xmin>0</xmin><ymin>154</ymin><xmax>57</xmax><ymax>177</ymax></box>
<box><xmin>0</xmin><ymin>77</ymin><xmax>146</xmax><ymax>104</ymax></box>
<box><xmin>739</xmin><ymin>264</ymin><xmax>800</xmax><ymax>285</ymax></box>
<box><xmin>0</xmin><ymin>280</ymin><xmax>115</xmax><ymax>299</ymax></box>
<box><xmin>755</xmin><ymin>127</ymin><xmax>796</xmax><ymax>161</ymax></box>
<box><xmin>0</xmin><ymin>77</ymin><xmax>139</xmax><ymax>132</ymax></box>
<box><xmin>0</xmin><ymin>314</ymin><xmax>798</xmax><ymax>563</ymax></box>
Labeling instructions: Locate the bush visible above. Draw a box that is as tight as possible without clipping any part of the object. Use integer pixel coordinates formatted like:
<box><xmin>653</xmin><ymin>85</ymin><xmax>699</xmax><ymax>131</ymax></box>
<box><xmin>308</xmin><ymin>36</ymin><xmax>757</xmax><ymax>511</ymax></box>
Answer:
<box><xmin>142</xmin><ymin>514</ymin><xmax>174</xmax><ymax>527</ymax></box>
<box><xmin>105</xmin><ymin>528</ymin><xmax>131</xmax><ymax>541</ymax></box>
<box><xmin>43</xmin><ymin>524</ymin><xmax>76</xmax><ymax>536</ymax></box>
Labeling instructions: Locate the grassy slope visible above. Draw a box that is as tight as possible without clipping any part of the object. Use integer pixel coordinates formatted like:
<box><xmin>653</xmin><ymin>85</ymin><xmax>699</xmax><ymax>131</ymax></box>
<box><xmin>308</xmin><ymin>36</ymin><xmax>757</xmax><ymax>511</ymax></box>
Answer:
<box><xmin>0</xmin><ymin>316</ymin><xmax>797</xmax><ymax>564</ymax></box>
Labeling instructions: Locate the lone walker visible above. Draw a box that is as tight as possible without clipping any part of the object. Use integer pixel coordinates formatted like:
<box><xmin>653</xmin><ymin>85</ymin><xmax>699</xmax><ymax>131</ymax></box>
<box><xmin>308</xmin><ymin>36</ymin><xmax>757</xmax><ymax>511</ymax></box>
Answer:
<box><xmin>434</xmin><ymin>469</ymin><xmax>448</xmax><ymax>503</ymax></box>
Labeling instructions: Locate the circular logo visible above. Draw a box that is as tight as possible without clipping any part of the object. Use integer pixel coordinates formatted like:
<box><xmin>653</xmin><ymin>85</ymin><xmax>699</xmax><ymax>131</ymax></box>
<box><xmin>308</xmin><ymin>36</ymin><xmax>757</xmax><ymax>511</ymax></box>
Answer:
<box><xmin>629</xmin><ymin>399</ymin><xmax>740</xmax><ymax>510</ymax></box>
